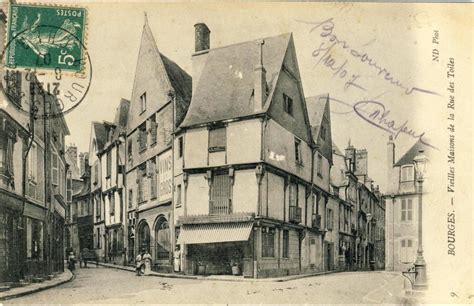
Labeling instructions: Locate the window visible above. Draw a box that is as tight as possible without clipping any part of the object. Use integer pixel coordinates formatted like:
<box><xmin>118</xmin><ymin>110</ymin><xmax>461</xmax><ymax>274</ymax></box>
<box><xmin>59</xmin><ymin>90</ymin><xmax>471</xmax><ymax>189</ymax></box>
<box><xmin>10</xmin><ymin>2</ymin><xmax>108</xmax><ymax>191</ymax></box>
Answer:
<box><xmin>283</xmin><ymin>94</ymin><xmax>293</xmax><ymax>116</ymax></box>
<box><xmin>401</xmin><ymin>199</ymin><xmax>413</xmax><ymax>221</ymax></box>
<box><xmin>326</xmin><ymin>208</ymin><xmax>333</xmax><ymax>230</ymax></box>
<box><xmin>149</xmin><ymin>159</ymin><xmax>157</xmax><ymax>199</ymax></box>
<box><xmin>295</xmin><ymin>138</ymin><xmax>302</xmax><ymax>165</ymax></box>
<box><xmin>149</xmin><ymin>115</ymin><xmax>157</xmax><ymax>144</ymax></box>
<box><xmin>289</xmin><ymin>182</ymin><xmax>298</xmax><ymax>207</ymax></box>
<box><xmin>93</xmin><ymin>163</ymin><xmax>99</xmax><ymax>184</ymax></box>
<box><xmin>401</xmin><ymin>165</ymin><xmax>414</xmax><ymax>182</ymax></box>
<box><xmin>210</xmin><ymin>172</ymin><xmax>231</xmax><ymax>214</ymax></box>
<box><xmin>209</xmin><ymin>127</ymin><xmax>226</xmax><ymax>152</ymax></box>
<box><xmin>127</xmin><ymin>140</ymin><xmax>133</xmax><ymax>165</ymax></box>
<box><xmin>106</xmin><ymin>150</ymin><xmax>112</xmax><ymax>178</ymax></box>
<box><xmin>178</xmin><ymin>137</ymin><xmax>183</xmax><ymax>158</ymax></box>
<box><xmin>5</xmin><ymin>70</ymin><xmax>22</xmax><ymax>107</ymax></box>
<box><xmin>176</xmin><ymin>184</ymin><xmax>182</xmax><ymax>207</ymax></box>
<box><xmin>28</xmin><ymin>144</ymin><xmax>37</xmax><ymax>182</ymax></box>
<box><xmin>140</xmin><ymin>92</ymin><xmax>147</xmax><ymax>113</ymax></box>
<box><xmin>128</xmin><ymin>189</ymin><xmax>133</xmax><ymax>208</ymax></box>
<box><xmin>138</xmin><ymin>123</ymin><xmax>147</xmax><ymax>152</ymax></box>
<box><xmin>52</xmin><ymin>152</ymin><xmax>58</xmax><ymax>185</ymax></box>
<box><xmin>155</xmin><ymin>219</ymin><xmax>170</xmax><ymax>260</ymax></box>
<box><xmin>137</xmin><ymin>164</ymin><xmax>147</xmax><ymax>203</ymax></box>
<box><xmin>109</xmin><ymin>194</ymin><xmax>115</xmax><ymax>216</ymax></box>
<box><xmin>96</xmin><ymin>228</ymin><xmax>101</xmax><ymax>248</ymax></box>
<box><xmin>262</xmin><ymin>227</ymin><xmax>275</xmax><ymax>257</ymax></box>
<box><xmin>95</xmin><ymin>194</ymin><xmax>101</xmax><ymax>219</ymax></box>
<box><xmin>317</xmin><ymin>153</ymin><xmax>323</xmax><ymax>177</ymax></box>
<box><xmin>400</xmin><ymin>239</ymin><xmax>414</xmax><ymax>263</ymax></box>
<box><xmin>66</xmin><ymin>170</ymin><xmax>72</xmax><ymax>203</ymax></box>
<box><xmin>282</xmin><ymin>230</ymin><xmax>289</xmax><ymax>258</ymax></box>
<box><xmin>320</xmin><ymin>124</ymin><xmax>327</xmax><ymax>141</ymax></box>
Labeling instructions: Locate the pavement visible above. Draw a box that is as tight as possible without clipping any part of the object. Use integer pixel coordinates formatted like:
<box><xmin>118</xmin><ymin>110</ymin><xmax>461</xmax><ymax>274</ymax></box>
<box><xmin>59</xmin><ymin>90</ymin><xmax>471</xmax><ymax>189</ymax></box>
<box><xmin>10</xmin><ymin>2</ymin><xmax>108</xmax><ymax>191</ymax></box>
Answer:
<box><xmin>5</xmin><ymin>266</ymin><xmax>406</xmax><ymax>304</ymax></box>
<box><xmin>0</xmin><ymin>269</ymin><xmax>74</xmax><ymax>301</ymax></box>
<box><xmin>95</xmin><ymin>261</ymin><xmax>335</xmax><ymax>282</ymax></box>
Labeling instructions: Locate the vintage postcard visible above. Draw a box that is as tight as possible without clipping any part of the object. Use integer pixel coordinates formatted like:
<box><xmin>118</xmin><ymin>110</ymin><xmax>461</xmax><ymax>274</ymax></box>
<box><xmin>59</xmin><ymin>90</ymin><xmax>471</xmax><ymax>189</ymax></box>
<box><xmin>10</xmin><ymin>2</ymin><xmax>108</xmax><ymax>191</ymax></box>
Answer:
<box><xmin>0</xmin><ymin>1</ymin><xmax>472</xmax><ymax>304</ymax></box>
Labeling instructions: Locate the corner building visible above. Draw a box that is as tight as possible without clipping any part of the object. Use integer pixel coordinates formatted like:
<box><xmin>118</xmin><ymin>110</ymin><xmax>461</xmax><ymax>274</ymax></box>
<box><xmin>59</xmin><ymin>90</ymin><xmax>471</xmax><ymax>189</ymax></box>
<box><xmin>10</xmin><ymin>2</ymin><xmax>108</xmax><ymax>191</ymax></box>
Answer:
<box><xmin>174</xmin><ymin>24</ymin><xmax>333</xmax><ymax>278</ymax></box>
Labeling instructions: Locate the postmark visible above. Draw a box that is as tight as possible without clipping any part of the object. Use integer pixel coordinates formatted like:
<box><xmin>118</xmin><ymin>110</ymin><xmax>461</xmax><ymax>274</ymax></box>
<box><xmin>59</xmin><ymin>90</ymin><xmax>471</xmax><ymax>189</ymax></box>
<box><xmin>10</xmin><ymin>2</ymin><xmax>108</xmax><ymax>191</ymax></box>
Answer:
<box><xmin>1</xmin><ymin>3</ymin><xmax>92</xmax><ymax>118</ymax></box>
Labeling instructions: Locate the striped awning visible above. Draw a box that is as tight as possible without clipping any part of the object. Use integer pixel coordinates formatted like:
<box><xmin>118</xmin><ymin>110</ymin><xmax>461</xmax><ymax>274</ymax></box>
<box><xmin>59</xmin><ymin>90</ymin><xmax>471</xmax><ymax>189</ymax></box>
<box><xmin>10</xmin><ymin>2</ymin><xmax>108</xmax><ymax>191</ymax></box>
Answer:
<box><xmin>177</xmin><ymin>222</ymin><xmax>253</xmax><ymax>245</ymax></box>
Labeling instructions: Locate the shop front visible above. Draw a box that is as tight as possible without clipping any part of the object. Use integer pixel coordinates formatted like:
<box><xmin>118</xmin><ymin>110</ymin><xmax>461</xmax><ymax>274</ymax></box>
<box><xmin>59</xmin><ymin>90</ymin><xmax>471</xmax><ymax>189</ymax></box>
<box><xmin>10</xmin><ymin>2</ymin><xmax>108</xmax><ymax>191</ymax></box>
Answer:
<box><xmin>177</xmin><ymin>222</ymin><xmax>253</xmax><ymax>276</ymax></box>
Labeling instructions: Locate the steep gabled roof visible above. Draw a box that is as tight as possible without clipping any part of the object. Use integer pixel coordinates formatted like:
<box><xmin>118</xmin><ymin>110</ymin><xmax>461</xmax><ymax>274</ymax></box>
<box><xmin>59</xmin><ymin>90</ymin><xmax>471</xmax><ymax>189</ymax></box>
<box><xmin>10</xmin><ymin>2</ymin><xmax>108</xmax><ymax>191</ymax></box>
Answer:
<box><xmin>92</xmin><ymin>122</ymin><xmax>107</xmax><ymax>152</ymax></box>
<box><xmin>160</xmin><ymin>54</ymin><xmax>192</xmax><ymax>106</ymax></box>
<box><xmin>306</xmin><ymin>94</ymin><xmax>327</xmax><ymax>139</ymax></box>
<box><xmin>180</xmin><ymin>33</ymin><xmax>292</xmax><ymax>128</ymax></box>
<box><xmin>394</xmin><ymin>139</ymin><xmax>430</xmax><ymax>166</ymax></box>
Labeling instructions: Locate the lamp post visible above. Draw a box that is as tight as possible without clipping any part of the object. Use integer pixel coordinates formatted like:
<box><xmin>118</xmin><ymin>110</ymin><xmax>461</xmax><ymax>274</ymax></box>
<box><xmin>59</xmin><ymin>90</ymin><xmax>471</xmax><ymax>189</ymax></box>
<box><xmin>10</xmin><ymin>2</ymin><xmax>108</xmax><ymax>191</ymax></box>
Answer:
<box><xmin>413</xmin><ymin>149</ymin><xmax>428</xmax><ymax>290</ymax></box>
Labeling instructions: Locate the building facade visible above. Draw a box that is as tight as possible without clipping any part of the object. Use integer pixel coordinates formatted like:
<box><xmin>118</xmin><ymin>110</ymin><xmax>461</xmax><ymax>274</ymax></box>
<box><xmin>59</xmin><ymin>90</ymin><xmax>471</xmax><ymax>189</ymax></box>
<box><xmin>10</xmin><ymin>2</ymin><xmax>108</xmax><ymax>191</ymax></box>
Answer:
<box><xmin>174</xmin><ymin>24</ymin><xmax>335</xmax><ymax>278</ymax></box>
<box><xmin>385</xmin><ymin>137</ymin><xmax>428</xmax><ymax>271</ymax></box>
<box><xmin>125</xmin><ymin>17</ymin><xmax>191</xmax><ymax>272</ymax></box>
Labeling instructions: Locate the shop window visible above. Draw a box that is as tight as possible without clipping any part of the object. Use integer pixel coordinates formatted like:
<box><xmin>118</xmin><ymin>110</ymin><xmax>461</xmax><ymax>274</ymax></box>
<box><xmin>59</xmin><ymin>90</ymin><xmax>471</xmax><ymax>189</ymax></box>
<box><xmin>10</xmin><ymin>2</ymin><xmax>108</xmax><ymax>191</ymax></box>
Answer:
<box><xmin>262</xmin><ymin>227</ymin><xmax>275</xmax><ymax>257</ymax></box>
<box><xmin>282</xmin><ymin>230</ymin><xmax>289</xmax><ymax>258</ymax></box>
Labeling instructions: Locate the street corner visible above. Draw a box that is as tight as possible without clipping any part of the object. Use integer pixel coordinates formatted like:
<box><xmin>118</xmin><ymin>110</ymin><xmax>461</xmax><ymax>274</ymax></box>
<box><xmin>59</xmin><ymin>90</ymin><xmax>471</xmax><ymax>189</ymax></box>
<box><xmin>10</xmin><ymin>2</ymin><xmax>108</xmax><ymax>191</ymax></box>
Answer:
<box><xmin>0</xmin><ymin>269</ymin><xmax>74</xmax><ymax>301</ymax></box>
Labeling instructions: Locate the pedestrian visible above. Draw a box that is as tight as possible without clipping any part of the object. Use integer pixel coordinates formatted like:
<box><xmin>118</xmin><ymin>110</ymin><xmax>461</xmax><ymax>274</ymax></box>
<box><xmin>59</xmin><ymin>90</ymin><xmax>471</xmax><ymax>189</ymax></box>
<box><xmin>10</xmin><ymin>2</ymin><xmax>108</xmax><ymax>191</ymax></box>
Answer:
<box><xmin>135</xmin><ymin>249</ymin><xmax>145</xmax><ymax>276</ymax></box>
<box><xmin>68</xmin><ymin>251</ymin><xmax>76</xmax><ymax>271</ymax></box>
<box><xmin>173</xmin><ymin>246</ymin><xmax>181</xmax><ymax>272</ymax></box>
<box><xmin>142</xmin><ymin>249</ymin><xmax>152</xmax><ymax>275</ymax></box>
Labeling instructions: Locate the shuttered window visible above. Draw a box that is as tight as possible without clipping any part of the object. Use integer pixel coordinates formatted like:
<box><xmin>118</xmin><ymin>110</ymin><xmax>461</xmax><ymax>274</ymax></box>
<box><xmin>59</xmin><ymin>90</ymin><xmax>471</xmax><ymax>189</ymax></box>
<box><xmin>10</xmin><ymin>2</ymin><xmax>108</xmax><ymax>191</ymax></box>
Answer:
<box><xmin>209</xmin><ymin>127</ymin><xmax>226</xmax><ymax>152</ymax></box>
<box><xmin>52</xmin><ymin>152</ymin><xmax>58</xmax><ymax>185</ymax></box>
<box><xmin>210</xmin><ymin>172</ymin><xmax>231</xmax><ymax>215</ymax></box>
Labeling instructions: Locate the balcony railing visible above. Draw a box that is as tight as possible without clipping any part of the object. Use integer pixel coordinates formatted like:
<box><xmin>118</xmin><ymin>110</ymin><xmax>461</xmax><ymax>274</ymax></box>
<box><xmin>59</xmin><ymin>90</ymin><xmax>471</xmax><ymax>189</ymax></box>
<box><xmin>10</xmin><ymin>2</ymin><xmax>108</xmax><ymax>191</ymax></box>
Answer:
<box><xmin>209</xmin><ymin>199</ymin><xmax>232</xmax><ymax>215</ymax></box>
<box><xmin>289</xmin><ymin>206</ymin><xmax>302</xmax><ymax>223</ymax></box>
<box><xmin>312</xmin><ymin>214</ymin><xmax>321</xmax><ymax>229</ymax></box>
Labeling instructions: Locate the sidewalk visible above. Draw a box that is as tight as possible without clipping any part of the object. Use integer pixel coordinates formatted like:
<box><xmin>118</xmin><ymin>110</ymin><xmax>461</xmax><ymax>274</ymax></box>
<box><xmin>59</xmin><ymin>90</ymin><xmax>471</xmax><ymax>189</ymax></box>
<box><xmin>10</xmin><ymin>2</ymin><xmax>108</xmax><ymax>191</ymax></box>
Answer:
<box><xmin>97</xmin><ymin>261</ymin><xmax>337</xmax><ymax>282</ymax></box>
<box><xmin>0</xmin><ymin>270</ymin><xmax>74</xmax><ymax>301</ymax></box>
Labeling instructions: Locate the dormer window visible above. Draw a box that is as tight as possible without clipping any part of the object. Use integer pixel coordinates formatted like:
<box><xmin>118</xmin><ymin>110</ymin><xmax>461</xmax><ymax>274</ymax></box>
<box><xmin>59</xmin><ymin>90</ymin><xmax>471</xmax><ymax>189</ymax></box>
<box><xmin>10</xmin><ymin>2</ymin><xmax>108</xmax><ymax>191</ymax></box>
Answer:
<box><xmin>283</xmin><ymin>94</ymin><xmax>293</xmax><ymax>116</ymax></box>
<box><xmin>320</xmin><ymin>125</ymin><xmax>327</xmax><ymax>141</ymax></box>
<box><xmin>401</xmin><ymin>165</ymin><xmax>414</xmax><ymax>182</ymax></box>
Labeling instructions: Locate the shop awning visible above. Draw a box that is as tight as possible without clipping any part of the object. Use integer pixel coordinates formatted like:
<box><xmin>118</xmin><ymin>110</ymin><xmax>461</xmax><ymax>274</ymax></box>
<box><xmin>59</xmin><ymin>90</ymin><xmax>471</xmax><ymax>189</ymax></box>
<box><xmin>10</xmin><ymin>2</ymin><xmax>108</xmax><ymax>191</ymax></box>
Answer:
<box><xmin>177</xmin><ymin>222</ymin><xmax>253</xmax><ymax>245</ymax></box>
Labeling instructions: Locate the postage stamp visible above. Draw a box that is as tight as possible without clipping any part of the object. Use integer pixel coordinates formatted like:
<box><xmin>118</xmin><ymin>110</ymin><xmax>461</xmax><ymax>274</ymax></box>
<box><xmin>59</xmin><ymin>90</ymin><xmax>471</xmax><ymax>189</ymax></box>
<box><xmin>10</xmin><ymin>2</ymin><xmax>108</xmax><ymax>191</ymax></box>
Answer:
<box><xmin>1</xmin><ymin>3</ymin><xmax>91</xmax><ymax>118</ymax></box>
<box><xmin>5</xmin><ymin>3</ymin><xmax>86</xmax><ymax>72</ymax></box>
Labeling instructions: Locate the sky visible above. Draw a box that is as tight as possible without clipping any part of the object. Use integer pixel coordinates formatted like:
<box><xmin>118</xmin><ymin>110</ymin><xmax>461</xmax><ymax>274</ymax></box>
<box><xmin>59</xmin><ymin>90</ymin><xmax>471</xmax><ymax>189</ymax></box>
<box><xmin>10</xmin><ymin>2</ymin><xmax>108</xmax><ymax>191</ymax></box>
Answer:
<box><xmin>18</xmin><ymin>1</ymin><xmax>467</xmax><ymax>192</ymax></box>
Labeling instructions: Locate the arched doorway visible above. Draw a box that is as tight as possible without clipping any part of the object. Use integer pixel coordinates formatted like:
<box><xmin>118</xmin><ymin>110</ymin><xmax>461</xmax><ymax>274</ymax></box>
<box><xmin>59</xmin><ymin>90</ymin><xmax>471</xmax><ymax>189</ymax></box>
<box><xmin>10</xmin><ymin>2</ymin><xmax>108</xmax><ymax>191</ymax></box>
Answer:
<box><xmin>137</xmin><ymin>221</ymin><xmax>150</xmax><ymax>253</ymax></box>
<box><xmin>154</xmin><ymin>216</ymin><xmax>171</xmax><ymax>263</ymax></box>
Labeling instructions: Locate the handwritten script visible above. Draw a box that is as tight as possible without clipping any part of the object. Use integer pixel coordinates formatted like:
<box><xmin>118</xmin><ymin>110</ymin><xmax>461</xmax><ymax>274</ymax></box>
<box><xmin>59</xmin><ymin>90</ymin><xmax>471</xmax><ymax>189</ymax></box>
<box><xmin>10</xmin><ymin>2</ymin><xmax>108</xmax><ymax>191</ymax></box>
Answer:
<box><xmin>327</xmin><ymin>96</ymin><xmax>436</xmax><ymax>149</ymax></box>
<box><xmin>298</xmin><ymin>18</ymin><xmax>440</xmax><ymax>97</ymax></box>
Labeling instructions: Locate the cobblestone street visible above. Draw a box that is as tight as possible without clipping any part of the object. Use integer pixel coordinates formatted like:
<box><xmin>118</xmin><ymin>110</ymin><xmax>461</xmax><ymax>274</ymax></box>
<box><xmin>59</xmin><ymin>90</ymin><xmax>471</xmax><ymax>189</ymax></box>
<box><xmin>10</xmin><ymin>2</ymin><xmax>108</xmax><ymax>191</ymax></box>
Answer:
<box><xmin>6</xmin><ymin>267</ymin><xmax>405</xmax><ymax>304</ymax></box>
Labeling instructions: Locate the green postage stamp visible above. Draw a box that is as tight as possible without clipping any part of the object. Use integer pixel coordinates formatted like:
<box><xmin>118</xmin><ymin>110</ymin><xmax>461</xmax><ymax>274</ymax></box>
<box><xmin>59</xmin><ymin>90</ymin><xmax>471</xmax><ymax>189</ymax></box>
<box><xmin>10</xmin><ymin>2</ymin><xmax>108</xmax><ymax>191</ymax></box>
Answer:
<box><xmin>5</xmin><ymin>3</ymin><xmax>86</xmax><ymax>72</ymax></box>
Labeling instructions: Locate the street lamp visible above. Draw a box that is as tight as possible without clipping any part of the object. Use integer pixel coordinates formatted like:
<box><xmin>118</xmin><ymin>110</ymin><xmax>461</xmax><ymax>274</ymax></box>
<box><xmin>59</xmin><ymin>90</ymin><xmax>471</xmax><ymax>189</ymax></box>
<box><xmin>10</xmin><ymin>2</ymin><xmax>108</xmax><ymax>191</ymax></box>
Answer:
<box><xmin>413</xmin><ymin>149</ymin><xmax>428</xmax><ymax>290</ymax></box>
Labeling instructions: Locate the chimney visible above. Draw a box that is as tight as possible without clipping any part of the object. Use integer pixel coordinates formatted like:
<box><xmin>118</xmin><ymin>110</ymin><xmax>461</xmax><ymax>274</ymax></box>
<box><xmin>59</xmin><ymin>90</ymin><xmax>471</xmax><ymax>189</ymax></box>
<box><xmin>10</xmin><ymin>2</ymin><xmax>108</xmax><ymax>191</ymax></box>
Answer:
<box><xmin>387</xmin><ymin>135</ymin><xmax>395</xmax><ymax>167</ymax></box>
<box><xmin>79</xmin><ymin>152</ymin><xmax>86</xmax><ymax>175</ymax></box>
<box><xmin>254</xmin><ymin>40</ymin><xmax>266</xmax><ymax>112</ymax></box>
<box><xmin>345</xmin><ymin>139</ymin><xmax>356</xmax><ymax>172</ymax></box>
<box><xmin>194</xmin><ymin>23</ymin><xmax>210</xmax><ymax>52</ymax></box>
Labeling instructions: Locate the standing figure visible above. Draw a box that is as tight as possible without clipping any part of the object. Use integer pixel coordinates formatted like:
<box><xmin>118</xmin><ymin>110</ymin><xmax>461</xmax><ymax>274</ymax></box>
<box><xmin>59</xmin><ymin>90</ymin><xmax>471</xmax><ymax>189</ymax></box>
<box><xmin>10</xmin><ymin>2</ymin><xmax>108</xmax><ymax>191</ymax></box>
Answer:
<box><xmin>135</xmin><ymin>250</ymin><xmax>145</xmax><ymax>276</ymax></box>
<box><xmin>142</xmin><ymin>250</ymin><xmax>152</xmax><ymax>275</ymax></box>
